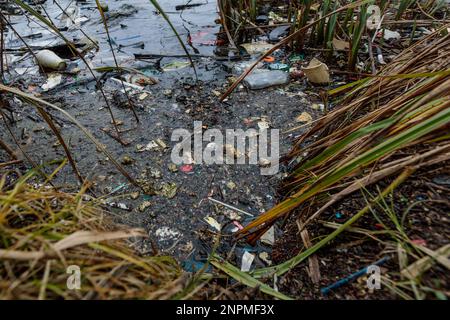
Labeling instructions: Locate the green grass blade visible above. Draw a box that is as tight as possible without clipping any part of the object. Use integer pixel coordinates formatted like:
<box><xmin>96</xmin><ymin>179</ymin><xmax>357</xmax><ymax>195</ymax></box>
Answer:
<box><xmin>147</xmin><ymin>0</ymin><xmax>197</xmax><ymax>79</ymax></box>
<box><xmin>210</xmin><ymin>254</ymin><xmax>293</xmax><ymax>300</ymax></box>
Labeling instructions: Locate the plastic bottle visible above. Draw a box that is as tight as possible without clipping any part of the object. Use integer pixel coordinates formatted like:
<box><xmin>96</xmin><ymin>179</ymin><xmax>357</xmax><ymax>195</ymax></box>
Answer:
<box><xmin>243</xmin><ymin>70</ymin><xmax>290</xmax><ymax>89</ymax></box>
<box><xmin>35</xmin><ymin>50</ymin><xmax>66</xmax><ymax>71</ymax></box>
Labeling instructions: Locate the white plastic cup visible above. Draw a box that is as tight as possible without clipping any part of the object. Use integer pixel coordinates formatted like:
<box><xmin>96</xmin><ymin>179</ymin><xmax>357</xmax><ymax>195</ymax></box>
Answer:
<box><xmin>302</xmin><ymin>58</ymin><xmax>330</xmax><ymax>84</ymax></box>
<box><xmin>36</xmin><ymin>50</ymin><xmax>67</xmax><ymax>71</ymax></box>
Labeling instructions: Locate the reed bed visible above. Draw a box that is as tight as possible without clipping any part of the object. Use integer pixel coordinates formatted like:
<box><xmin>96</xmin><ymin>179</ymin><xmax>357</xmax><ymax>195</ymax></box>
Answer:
<box><xmin>238</xmin><ymin>27</ymin><xmax>450</xmax><ymax>241</ymax></box>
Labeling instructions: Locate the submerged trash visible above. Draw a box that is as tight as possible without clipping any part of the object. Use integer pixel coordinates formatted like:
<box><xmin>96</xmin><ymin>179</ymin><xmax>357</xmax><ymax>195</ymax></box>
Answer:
<box><xmin>175</xmin><ymin>3</ymin><xmax>205</xmax><ymax>11</ymax></box>
<box><xmin>243</xmin><ymin>70</ymin><xmax>290</xmax><ymax>90</ymax></box>
<box><xmin>105</xmin><ymin>4</ymin><xmax>138</xmax><ymax>21</ymax></box>
<box><xmin>121</xmin><ymin>155</ymin><xmax>134</xmax><ymax>165</ymax></box>
<box><xmin>125</xmin><ymin>74</ymin><xmax>158</xmax><ymax>86</ymax></box>
<box><xmin>163</xmin><ymin>61</ymin><xmax>191</xmax><ymax>72</ymax></box>
<box><xmin>302</xmin><ymin>58</ymin><xmax>330</xmax><ymax>84</ymax></box>
<box><xmin>36</xmin><ymin>50</ymin><xmax>66</xmax><ymax>70</ymax></box>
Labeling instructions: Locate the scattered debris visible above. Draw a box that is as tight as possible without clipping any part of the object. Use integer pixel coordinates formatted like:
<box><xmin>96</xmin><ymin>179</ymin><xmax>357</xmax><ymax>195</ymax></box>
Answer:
<box><xmin>158</xmin><ymin>182</ymin><xmax>178</xmax><ymax>199</ymax></box>
<box><xmin>155</xmin><ymin>227</ymin><xmax>180</xmax><ymax>241</ymax></box>
<box><xmin>208</xmin><ymin>197</ymin><xmax>254</xmax><ymax>217</ymax></box>
<box><xmin>232</xmin><ymin>221</ymin><xmax>244</xmax><ymax>231</ymax></box>
<box><xmin>226</xmin><ymin>181</ymin><xmax>236</xmax><ymax>190</ymax></box>
<box><xmin>41</xmin><ymin>73</ymin><xmax>62</xmax><ymax>91</ymax></box>
<box><xmin>223</xmin><ymin>208</ymin><xmax>241</xmax><ymax>221</ymax></box>
<box><xmin>299</xmin><ymin>223</ymin><xmax>321</xmax><ymax>284</ymax></box>
<box><xmin>241</xmin><ymin>251</ymin><xmax>255</xmax><ymax>272</ymax></box>
<box><xmin>204</xmin><ymin>216</ymin><xmax>221</xmax><ymax>232</ymax></box>
<box><xmin>175</xmin><ymin>3</ymin><xmax>206</xmax><ymax>11</ymax></box>
<box><xmin>136</xmin><ymin>141</ymin><xmax>160</xmax><ymax>152</ymax></box>
<box><xmin>260</xmin><ymin>226</ymin><xmax>275</xmax><ymax>246</ymax></box>
<box><xmin>121</xmin><ymin>155</ymin><xmax>134</xmax><ymax>165</ymax></box>
<box><xmin>138</xmin><ymin>201</ymin><xmax>152</xmax><ymax>212</ymax></box>
<box><xmin>35</xmin><ymin>49</ymin><xmax>66</xmax><ymax>71</ymax></box>
<box><xmin>335</xmin><ymin>211</ymin><xmax>344</xmax><ymax>219</ymax></box>
<box><xmin>107</xmin><ymin>202</ymin><xmax>132</xmax><ymax>212</ymax></box>
<box><xmin>259</xmin><ymin>252</ymin><xmax>272</xmax><ymax>266</ymax></box>
<box><xmin>241</xmin><ymin>42</ymin><xmax>274</xmax><ymax>55</ymax></box>
<box><xmin>180</xmin><ymin>164</ymin><xmax>194</xmax><ymax>174</ymax></box>
<box><xmin>302</xmin><ymin>58</ymin><xmax>330</xmax><ymax>84</ymax></box>
<box><xmin>296</xmin><ymin>112</ymin><xmax>313</xmax><ymax>123</ymax></box>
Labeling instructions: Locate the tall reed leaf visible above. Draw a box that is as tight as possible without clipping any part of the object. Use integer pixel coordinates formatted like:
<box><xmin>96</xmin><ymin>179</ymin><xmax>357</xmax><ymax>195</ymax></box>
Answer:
<box><xmin>147</xmin><ymin>0</ymin><xmax>197</xmax><ymax>79</ymax></box>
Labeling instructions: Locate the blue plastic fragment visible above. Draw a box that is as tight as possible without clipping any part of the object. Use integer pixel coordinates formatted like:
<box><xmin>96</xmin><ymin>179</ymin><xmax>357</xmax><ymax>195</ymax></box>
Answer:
<box><xmin>182</xmin><ymin>258</ymin><xmax>212</xmax><ymax>273</ymax></box>
<box><xmin>320</xmin><ymin>256</ymin><xmax>389</xmax><ymax>295</ymax></box>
